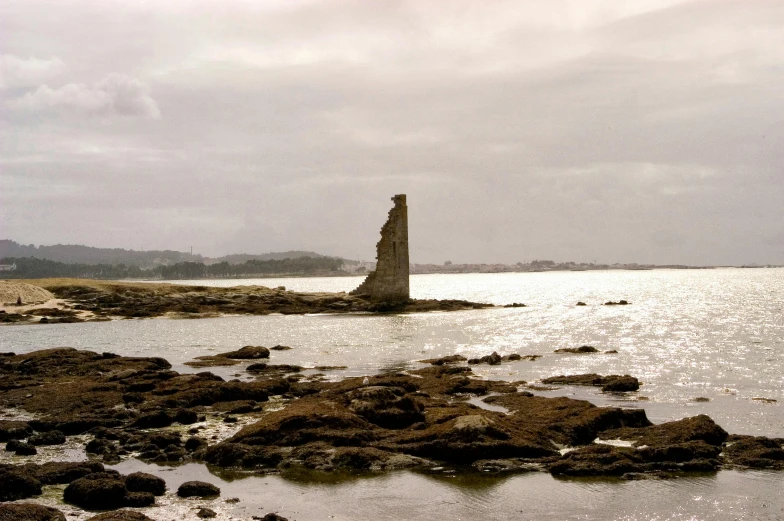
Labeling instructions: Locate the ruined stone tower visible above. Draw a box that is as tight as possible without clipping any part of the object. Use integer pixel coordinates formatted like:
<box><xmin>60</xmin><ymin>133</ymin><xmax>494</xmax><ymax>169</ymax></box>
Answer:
<box><xmin>350</xmin><ymin>194</ymin><xmax>410</xmax><ymax>303</ymax></box>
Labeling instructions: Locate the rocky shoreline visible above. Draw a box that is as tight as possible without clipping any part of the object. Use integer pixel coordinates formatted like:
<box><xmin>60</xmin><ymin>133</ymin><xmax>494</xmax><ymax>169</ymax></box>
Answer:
<box><xmin>0</xmin><ymin>279</ymin><xmax>492</xmax><ymax>325</ymax></box>
<box><xmin>1</xmin><ymin>347</ymin><xmax>783</xmax><ymax>519</ymax></box>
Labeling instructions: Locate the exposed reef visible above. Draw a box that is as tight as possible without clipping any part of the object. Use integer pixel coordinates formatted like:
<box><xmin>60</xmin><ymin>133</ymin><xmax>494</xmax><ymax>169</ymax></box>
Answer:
<box><xmin>2</xmin><ymin>348</ymin><xmax>782</xmax><ymax>489</ymax></box>
<box><xmin>0</xmin><ymin>279</ymin><xmax>491</xmax><ymax>325</ymax></box>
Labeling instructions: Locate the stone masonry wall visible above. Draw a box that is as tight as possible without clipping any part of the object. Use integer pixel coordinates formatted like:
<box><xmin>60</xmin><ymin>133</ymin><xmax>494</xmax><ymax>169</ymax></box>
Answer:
<box><xmin>350</xmin><ymin>194</ymin><xmax>410</xmax><ymax>303</ymax></box>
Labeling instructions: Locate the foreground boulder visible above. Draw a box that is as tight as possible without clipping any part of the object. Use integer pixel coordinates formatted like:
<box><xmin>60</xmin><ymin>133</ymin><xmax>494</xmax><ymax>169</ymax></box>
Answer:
<box><xmin>0</xmin><ymin>466</ymin><xmax>42</xmax><ymax>501</ymax></box>
<box><xmin>64</xmin><ymin>474</ymin><xmax>128</xmax><ymax>510</ymax></box>
<box><xmin>0</xmin><ymin>503</ymin><xmax>66</xmax><ymax>521</ymax></box>
<box><xmin>85</xmin><ymin>512</ymin><xmax>155</xmax><ymax>521</ymax></box>
<box><xmin>28</xmin><ymin>430</ymin><xmax>66</xmax><ymax>446</ymax></box>
<box><xmin>30</xmin><ymin>461</ymin><xmax>106</xmax><ymax>484</ymax></box>
<box><xmin>0</xmin><ymin>420</ymin><xmax>33</xmax><ymax>441</ymax></box>
<box><xmin>125</xmin><ymin>472</ymin><xmax>166</xmax><ymax>496</ymax></box>
<box><xmin>63</xmin><ymin>471</ymin><xmax>154</xmax><ymax>510</ymax></box>
<box><xmin>177</xmin><ymin>480</ymin><xmax>221</xmax><ymax>498</ymax></box>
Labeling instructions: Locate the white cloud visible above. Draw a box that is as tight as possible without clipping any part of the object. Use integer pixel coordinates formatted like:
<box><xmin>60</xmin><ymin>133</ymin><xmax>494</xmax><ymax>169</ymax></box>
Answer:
<box><xmin>7</xmin><ymin>73</ymin><xmax>161</xmax><ymax>119</ymax></box>
<box><xmin>0</xmin><ymin>55</ymin><xmax>67</xmax><ymax>89</ymax></box>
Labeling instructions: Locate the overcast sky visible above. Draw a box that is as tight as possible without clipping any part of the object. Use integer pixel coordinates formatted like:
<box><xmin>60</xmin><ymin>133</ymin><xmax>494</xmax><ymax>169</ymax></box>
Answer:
<box><xmin>1</xmin><ymin>0</ymin><xmax>783</xmax><ymax>265</ymax></box>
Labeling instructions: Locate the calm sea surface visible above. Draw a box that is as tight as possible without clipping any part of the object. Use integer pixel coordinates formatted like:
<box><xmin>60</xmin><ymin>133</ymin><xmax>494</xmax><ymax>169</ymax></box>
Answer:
<box><xmin>2</xmin><ymin>269</ymin><xmax>783</xmax><ymax>520</ymax></box>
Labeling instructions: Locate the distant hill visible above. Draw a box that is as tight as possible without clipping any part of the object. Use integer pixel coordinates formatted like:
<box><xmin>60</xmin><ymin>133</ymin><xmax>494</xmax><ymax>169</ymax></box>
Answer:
<box><xmin>0</xmin><ymin>240</ymin><xmax>331</xmax><ymax>268</ymax></box>
<box><xmin>0</xmin><ymin>240</ymin><xmax>201</xmax><ymax>268</ymax></box>
<box><xmin>208</xmin><ymin>251</ymin><xmax>325</xmax><ymax>264</ymax></box>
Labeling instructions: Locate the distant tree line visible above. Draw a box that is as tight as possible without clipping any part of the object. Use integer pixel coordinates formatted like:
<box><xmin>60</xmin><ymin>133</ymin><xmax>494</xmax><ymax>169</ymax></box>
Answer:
<box><xmin>0</xmin><ymin>256</ymin><xmax>346</xmax><ymax>280</ymax></box>
<box><xmin>0</xmin><ymin>239</ymin><xmax>327</xmax><ymax>268</ymax></box>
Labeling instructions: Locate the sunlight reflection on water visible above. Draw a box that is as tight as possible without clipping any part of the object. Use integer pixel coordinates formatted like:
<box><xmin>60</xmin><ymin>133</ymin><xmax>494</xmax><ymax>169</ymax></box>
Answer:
<box><xmin>2</xmin><ymin>268</ymin><xmax>783</xmax><ymax>520</ymax></box>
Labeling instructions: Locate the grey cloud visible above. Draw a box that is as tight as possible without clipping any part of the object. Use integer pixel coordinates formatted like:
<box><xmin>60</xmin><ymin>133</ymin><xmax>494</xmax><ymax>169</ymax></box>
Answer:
<box><xmin>1</xmin><ymin>0</ymin><xmax>783</xmax><ymax>265</ymax></box>
<box><xmin>0</xmin><ymin>54</ymin><xmax>66</xmax><ymax>89</ymax></box>
<box><xmin>7</xmin><ymin>73</ymin><xmax>161</xmax><ymax>119</ymax></box>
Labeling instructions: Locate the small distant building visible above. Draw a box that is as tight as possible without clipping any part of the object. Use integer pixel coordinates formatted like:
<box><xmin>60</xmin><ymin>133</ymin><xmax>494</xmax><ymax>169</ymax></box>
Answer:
<box><xmin>0</xmin><ymin>263</ymin><xmax>17</xmax><ymax>272</ymax></box>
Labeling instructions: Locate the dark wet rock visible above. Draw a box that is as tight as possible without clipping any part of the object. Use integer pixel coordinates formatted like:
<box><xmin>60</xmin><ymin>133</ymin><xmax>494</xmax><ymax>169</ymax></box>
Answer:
<box><xmin>177</xmin><ymin>480</ymin><xmax>221</xmax><ymax>498</ymax></box>
<box><xmin>125</xmin><ymin>472</ymin><xmax>166</xmax><ymax>496</ymax></box>
<box><xmin>3</xmin><ymin>347</ymin><xmax>782</xmax><ymax>479</ymax></box>
<box><xmin>603</xmin><ymin>415</ymin><xmax>728</xmax><ymax>447</ymax></box>
<box><xmin>348</xmin><ymin>386</ymin><xmax>425</xmax><ymax>429</ymax></box>
<box><xmin>604</xmin><ymin>300</ymin><xmax>630</xmax><ymax>305</ymax></box>
<box><xmin>28</xmin><ymin>429</ymin><xmax>66</xmax><ymax>446</ymax></box>
<box><xmin>124</xmin><ymin>491</ymin><xmax>155</xmax><ymax>507</ymax></box>
<box><xmin>258</xmin><ymin>514</ymin><xmax>289</xmax><ymax>521</ymax></box>
<box><xmin>28</xmin><ymin>461</ymin><xmax>106</xmax><ymax>484</ymax></box>
<box><xmin>576</xmin><ymin>302</ymin><xmax>587</xmax><ymax>306</ymax></box>
<box><xmin>722</xmin><ymin>435</ymin><xmax>784</xmax><ymax>469</ymax></box>
<box><xmin>86</xmin><ymin>438</ymin><xmax>116</xmax><ymax>455</ymax></box>
<box><xmin>0</xmin><ymin>467</ymin><xmax>42</xmax><ymax>501</ymax></box>
<box><xmin>85</xmin><ymin>512</ymin><xmax>155</xmax><ymax>521</ymax></box>
<box><xmin>503</xmin><ymin>303</ymin><xmax>526</xmax><ymax>308</ymax></box>
<box><xmin>637</xmin><ymin>440</ymin><xmax>721</xmax><ymax>462</ymax></box>
<box><xmin>184</xmin><ymin>357</ymin><xmax>240</xmax><ymax>368</ymax></box>
<box><xmin>0</xmin><ymin>420</ymin><xmax>33</xmax><ymax>441</ymax></box>
<box><xmin>7</xmin><ymin>439</ymin><xmax>37</xmax><ymax>455</ymax></box>
<box><xmin>246</xmin><ymin>363</ymin><xmax>303</xmax><ymax>374</ymax></box>
<box><xmin>418</xmin><ymin>355</ymin><xmax>467</xmax><ymax>365</ymax></box>
<box><xmin>549</xmin><ymin>445</ymin><xmax>647</xmax><ymax>476</ymax></box>
<box><xmin>63</xmin><ymin>475</ymin><xmax>128</xmax><ymax>510</ymax></box>
<box><xmin>185</xmin><ymin>436</ymin><xmax>208</xmax><ymax>452</ymax></box>
<box><xmin>473</xmin><ymin>459</ymin><xmax>542</xmax><ymax>473</ymax></box>
<box><xmin>174</xmin><ymin>408</ymin><xmax>199</xmax><ymax>424</ymax></box>
<box><xmin>600</xmin><ymin>376</ymin><xmax>640</xmax><ymax>392</ymax></box>
<box><xmin>197</xmin><ymin>507</ymin><xmax>218</xmax><ymax>518</ymax></box>
<box><xmin>554</xmin><ymin>345</ymin><xmax>599</xmax><ymax>354</ymax></box>
<box><xmin>542</xmin><ymin>374</ymin><xmax>640</xmax><ymax>392</ymax></box>
<box><xmin>270</xmin><ymin>345</ymin><xmax>292</xmax><ymax>351</ymax></box>
<box><xmin>0</xmin><ymin>503</ymin><xmax>66</xmax><ymax>521</ymax></box>
<box><xmin>130</xmin><ymin>411</ymin><xmax>173</xmax><ymax>429</ymax></box>
<box><xmin>467</xmin><ymin>351</ymin><xmax>503</xmax><ymax>365</ymax></box>
<box><xmin>220</xmin><ymin>346</ymin><xmax>270</xmax><ymax>359</ymax></box>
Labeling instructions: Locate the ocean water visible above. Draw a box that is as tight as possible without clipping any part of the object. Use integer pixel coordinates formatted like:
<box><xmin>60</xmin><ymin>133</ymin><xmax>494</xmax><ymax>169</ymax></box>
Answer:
<box><xmin>2</xmin><ymin>268</ymin><xmax>783</xmax><ymax>520</ymax></box>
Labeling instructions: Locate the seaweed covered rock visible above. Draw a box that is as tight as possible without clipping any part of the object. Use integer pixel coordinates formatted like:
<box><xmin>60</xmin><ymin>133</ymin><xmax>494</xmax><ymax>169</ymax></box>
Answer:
<box><xmin>603</xmin><ymin>414</ymin><xmax>728</xmax><ymax>447</ymax></box>
<box><xmin>63</xmin><ymin>473</ymin><xmax>129</xmax><ymax>510</ymax></box>
<box><xmin>7</xmin><ymin>440</ymin><xmax>37</xmax><ymax>455</ymax></box>
<box><xmin>542</xmin><ymin>374</ymin><xmax>640</xmax><ymax>392</ymax></box>
<box><xmin>0</xmin><ymin>503</ymin><xmax>66</xmax><ymax>521</ymax></box>
<box><xmin>554</xmin><ymin>345</ymin><xmax>599</xmax><ymax>354</ymax></box>
<box><xmin>177</xmin><ymin>480</ymin><xmax>220</xmax><ymax>498</ymax></box>
<box><xmin>220</xmin><ymin>346</ymin><xmax>271</xmax><ymax>359</ymax></box>
<box><xmin>0</xmin><ymin>420</ymin><xmax>33</xmax><ymax>441</ymax></box>
<box><xmin>467</xmin><ymin>352</ymin><xmax>503</xmax><ymax>365</ymax></box>
<box><xmin>0</xmin><ymin>466</ymin><xmax>42</xmax><ymax>501</ymax></box>
<box><xmin>125</xmin><ymin>472</ymin><xmax>166</xmax><ymax>496</ymax></box>
<box><xmin>29</xmin><ymin>461</ymin><xmax>106</xmax><ymax>484</ymax></box>
<box><xmin>28</xmin><ymin>429</ymin><xmax>66</xmax><ymax>446</ymax></box>
<box><xmin>85</xmin><ymin>512</ymin><xmax>155</xmax><ymax>521</ymax></box>
<box><xmin>722</xmin><ymin>435</ymin><xmax>784</xmax><ymax>469</ymax></box>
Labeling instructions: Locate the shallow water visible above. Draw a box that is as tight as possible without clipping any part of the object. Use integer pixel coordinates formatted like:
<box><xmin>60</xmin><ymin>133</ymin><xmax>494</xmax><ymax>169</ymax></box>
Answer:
<box><xmin>2</xmin><ymin>268</ymin><xmax>783</xmax><ymax>519</ymax></box>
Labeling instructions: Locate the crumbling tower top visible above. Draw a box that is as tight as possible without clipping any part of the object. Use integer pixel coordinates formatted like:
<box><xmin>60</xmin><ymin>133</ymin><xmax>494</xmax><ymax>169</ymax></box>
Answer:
<box><xmin>350</xmin><ymin>194</ymin><xmax>410</xmax><ymax>303</ymax></box>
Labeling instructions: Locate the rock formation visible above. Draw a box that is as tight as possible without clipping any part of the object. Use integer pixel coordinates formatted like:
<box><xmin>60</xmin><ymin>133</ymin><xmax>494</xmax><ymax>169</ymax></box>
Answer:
<box><xmin>351</xmin><ymin>195</ymin><xmax>410</xmax><ymax>303</ymax></box>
